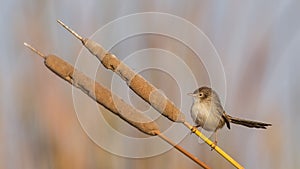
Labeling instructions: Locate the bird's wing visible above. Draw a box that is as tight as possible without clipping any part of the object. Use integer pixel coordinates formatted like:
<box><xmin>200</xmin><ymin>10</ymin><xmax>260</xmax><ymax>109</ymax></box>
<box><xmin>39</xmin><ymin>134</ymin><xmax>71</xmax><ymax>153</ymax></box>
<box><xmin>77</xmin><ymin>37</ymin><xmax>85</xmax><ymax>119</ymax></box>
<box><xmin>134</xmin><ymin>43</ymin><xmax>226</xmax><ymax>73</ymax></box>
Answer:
<box><xmin>222</xmin><ymin>111</ymin><xmax>231</xmax><ymax>129</ymax></box>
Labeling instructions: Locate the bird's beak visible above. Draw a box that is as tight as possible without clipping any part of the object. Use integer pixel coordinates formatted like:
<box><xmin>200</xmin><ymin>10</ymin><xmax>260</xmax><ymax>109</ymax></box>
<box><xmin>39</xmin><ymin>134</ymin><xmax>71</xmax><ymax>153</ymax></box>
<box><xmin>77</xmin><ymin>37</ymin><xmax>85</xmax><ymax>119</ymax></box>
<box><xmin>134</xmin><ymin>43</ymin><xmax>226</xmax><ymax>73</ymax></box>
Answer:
<box><xmin>187</xmin><ymin>93</ymin><xmax>197</xmax><ymax>97</ymax></box>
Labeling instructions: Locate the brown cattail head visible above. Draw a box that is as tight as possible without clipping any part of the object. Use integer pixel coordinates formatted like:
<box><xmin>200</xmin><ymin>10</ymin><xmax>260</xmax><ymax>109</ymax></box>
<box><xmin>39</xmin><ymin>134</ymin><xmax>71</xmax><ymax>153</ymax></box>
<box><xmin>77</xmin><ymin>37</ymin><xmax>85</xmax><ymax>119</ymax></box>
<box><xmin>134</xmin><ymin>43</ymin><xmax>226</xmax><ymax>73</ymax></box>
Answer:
<box><xmin>83</xmin><ymin>38</ymin><xmax>186</xmax><ymax>123</ymax></box>
<box><xmin>24</xmin><ymin>43</ymin><xmax>160</xmax><ymax>136</ymax></box>
<box><xmin>56</xmin><ymin>21</ymin><xmax>186</xmax><ymax>123</ymax></box>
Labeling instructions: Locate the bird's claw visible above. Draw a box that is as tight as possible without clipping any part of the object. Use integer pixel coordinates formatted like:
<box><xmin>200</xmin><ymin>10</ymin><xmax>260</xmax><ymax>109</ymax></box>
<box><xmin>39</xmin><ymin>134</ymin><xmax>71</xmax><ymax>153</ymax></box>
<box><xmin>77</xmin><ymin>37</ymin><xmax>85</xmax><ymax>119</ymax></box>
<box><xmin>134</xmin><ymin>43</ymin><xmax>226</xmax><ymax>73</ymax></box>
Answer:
<box><xmin>210</xmin><ymin>140</ymin><xmax>217</xmax><ymax>151</ymax></box>
<box><xmin>190</xmin><ymin>126</ymin><xmax>198</xmax><ymax>135</ymax></box>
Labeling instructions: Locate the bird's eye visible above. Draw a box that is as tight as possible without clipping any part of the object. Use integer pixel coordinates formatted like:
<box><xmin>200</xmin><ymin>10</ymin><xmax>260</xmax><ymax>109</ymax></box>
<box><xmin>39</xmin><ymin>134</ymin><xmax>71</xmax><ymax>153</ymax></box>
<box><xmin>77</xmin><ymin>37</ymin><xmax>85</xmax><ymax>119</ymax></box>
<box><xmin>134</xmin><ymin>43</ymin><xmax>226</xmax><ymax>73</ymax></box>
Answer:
<box><xmin>199</xmin><ymin>93</ymin><xmax>204</xmax><ymax>97</ymax></box>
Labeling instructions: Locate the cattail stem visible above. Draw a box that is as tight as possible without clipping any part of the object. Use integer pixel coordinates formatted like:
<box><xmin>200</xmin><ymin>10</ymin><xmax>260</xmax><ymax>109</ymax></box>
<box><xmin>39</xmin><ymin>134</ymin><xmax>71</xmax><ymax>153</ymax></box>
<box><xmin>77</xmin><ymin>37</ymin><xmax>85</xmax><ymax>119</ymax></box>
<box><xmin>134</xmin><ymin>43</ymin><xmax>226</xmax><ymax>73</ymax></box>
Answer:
<box><xmin>183</xmin><ymin>122</ymin><xmax>244</xmax><ymax>169</ymax></box>
<box><xmin>24</xmin><ymin>43</ymin><xmax>46</xmax><ymax>59</ymax></box>
<box><xmin>57</xmin><ymin>20</ymin><xmax>84</xmax><ymax>43</ymax></box>
<box><xmin>24</xmin><ymin>43</ymin><xmax>210</xmax><ymax>169</ymax></box>
<box><xmin>56</xmin><ymin>20</ymin><xmax>245</xmax><ymax>169</ymax></box>
<box><xmin>156</xmin><ymin>131</ymin><xmax>211</xmax><ymax>169</ymax></box>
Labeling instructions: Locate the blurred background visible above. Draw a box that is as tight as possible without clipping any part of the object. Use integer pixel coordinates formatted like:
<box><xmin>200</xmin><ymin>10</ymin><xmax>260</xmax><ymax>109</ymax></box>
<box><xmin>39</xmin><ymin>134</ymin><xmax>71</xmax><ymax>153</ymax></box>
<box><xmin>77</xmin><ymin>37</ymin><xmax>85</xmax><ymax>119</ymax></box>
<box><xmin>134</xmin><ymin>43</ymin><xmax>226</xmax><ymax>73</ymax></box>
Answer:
<box><xmin>1</xmin><ymin>0</ymin><xmax>299</xmax><ymax>169</ymax></box>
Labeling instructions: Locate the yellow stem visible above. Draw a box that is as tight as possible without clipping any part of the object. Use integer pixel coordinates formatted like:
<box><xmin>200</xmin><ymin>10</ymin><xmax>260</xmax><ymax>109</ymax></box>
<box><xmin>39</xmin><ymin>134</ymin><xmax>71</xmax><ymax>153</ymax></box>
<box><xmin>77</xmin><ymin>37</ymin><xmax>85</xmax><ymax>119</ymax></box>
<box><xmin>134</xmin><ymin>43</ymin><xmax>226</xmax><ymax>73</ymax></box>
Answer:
<box><xmin>183</xmin><ymin>122</ymin><xmax>244</xmax><ymax>169</ymax></box>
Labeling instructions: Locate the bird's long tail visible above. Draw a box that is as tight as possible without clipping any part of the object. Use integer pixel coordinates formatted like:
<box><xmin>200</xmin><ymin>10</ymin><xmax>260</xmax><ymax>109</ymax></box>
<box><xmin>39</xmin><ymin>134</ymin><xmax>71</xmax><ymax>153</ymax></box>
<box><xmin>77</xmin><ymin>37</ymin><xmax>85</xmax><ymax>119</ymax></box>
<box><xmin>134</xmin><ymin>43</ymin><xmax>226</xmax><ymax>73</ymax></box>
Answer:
<box><xmin>226</xmin><ymin>115</ymin><xmax>272</xmax><ymax>129</ymax></box>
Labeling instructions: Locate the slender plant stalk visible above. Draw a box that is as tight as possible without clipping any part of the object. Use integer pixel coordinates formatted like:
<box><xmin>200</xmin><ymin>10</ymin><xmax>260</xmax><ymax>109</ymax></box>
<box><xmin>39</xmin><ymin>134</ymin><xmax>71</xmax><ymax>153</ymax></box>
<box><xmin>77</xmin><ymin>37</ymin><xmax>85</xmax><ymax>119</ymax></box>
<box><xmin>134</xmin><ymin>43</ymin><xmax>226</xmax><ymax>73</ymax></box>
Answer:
<box><xmin>56</xmin><ymin>20</ymin><xmax>245</xmax><ymax>169</ymax></box>
<box><xmin>156</xmin><ymin>131</ymin><xmax>210</xmax><ymax>169</ymax></box>
<box><xmin>183</xmin><ymin>122</ymin><xmax>244</xmax><ymax>169</ymax></box>
<box><xmin>24</xmin><ymin>43</ymin><xmax>211</xmax><ymax>169</ymax></box>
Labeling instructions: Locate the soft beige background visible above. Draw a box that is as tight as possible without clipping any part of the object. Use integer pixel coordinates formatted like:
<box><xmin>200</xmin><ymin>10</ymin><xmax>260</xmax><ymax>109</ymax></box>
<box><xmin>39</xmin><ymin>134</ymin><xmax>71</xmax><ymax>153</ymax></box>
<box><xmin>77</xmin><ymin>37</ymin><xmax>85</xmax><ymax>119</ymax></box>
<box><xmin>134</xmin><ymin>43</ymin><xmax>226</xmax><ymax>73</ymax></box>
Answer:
<box><xmin>1</xmin><ymin>1</ymin><xmax>299</xmax><ymax>169</ymax></box>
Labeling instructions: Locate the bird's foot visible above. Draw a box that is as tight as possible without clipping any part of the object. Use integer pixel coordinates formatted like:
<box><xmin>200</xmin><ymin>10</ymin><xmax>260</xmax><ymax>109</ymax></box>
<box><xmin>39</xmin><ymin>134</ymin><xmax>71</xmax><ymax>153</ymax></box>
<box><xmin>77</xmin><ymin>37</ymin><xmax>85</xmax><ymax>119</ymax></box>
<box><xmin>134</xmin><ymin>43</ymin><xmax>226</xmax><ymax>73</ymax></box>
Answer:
<box><xmin>190</xmin><ymin>125</ymin><xmax>200</xmax><ymax>135</ymax></box>
<box><xmin>210</xmin><ymin>140</ymin><xmax>217</xmax><ymax>151</ymax></box>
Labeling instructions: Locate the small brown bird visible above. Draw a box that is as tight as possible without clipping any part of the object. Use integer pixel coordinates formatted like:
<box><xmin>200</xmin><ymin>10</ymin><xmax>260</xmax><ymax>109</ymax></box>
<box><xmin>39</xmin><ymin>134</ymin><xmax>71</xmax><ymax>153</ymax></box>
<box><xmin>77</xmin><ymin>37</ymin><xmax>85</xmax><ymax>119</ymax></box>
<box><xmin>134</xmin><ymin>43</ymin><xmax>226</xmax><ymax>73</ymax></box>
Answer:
<box><xmin>188</xmin><ymin>86</ymin><xmax>272</xmax><ymax>144</ymax></box>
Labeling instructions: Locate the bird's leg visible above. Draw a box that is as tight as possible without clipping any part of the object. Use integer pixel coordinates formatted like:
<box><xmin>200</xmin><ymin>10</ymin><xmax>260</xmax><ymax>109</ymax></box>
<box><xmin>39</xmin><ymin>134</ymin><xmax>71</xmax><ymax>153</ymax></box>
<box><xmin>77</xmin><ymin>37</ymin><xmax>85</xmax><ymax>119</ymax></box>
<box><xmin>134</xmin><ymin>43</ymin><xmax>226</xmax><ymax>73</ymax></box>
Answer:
<box><xmin>214</xmin><ymin>131</ymin><xmax>218</xmax><ymax>145</ymax></box>
<box><xmin>190</xmin><ymin>125</ymin><xmax>201</xmax><ymax>134</ymax></box>
<box><xmin>211</xmin><ymin>131</ymin><xmax>218</xmax><ymax>151</ymax></box>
